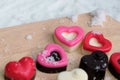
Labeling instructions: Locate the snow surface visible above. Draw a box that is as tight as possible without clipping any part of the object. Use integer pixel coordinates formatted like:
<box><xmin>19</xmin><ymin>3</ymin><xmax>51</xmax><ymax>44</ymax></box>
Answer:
<box><xmin>25</xmin><ymin>34</ymin><xmax>32</xmax><ymax>40</ymax></box>
<box><xmin>90</xmin><ymin>9</ymin><xmax>108</xmax><ymax>26</ymax></box>
<box><xmin>0</xmin><ymin>0</ymin><xmax>120</xmax><ymax>28</ymax></box>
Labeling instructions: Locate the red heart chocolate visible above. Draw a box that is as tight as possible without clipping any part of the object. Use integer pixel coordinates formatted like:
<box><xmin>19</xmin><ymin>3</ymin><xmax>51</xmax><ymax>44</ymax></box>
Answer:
<box><xmin>5</xmin><ymin>57</ymin><xmax>36</xmax><ymax>80</ymax></box>
<box><xmin>108</xmin><ymin>52</ymin><xmax>120</xmax><ymax>79</ymax></box>
<box><xmin>110</xmin><ymin>52</ymin><xmax>120</xmax><ymax>73</ymax></box>
<box><xmin>83</xmin><ymin>31</ymin><xmax>112</xmax><ymax>53</ymax></box>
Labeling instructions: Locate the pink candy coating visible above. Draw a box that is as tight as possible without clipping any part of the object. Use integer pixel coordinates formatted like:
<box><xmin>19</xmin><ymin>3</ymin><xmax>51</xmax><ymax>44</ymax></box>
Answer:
<box><xmin>54</xmin><ymin>26</ymin><xmax>84</xmax><ymax>47</ymax></box>
<box><xmin>37</xmin><ymin>43</ymin><xmax>68</xmax><ymax>68</ymax></box>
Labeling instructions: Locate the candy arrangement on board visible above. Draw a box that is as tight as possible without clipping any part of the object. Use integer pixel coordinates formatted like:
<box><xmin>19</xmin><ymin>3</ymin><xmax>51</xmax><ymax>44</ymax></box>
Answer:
<box><xmin>4</xmin><ymin>25</ymin><xmax>120</xmax><ymax>80</ymax></box>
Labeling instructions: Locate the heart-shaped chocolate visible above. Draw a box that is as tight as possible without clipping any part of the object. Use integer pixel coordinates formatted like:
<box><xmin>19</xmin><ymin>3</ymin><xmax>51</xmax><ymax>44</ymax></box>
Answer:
<box><xmin>54</xmin><ymin>26</ymin><xmax>84</xmax><ymax>52</ymax></box>
<box><xmin>36</xmin><ymin>43</ymin><xmax>68</xmax><ymax>73</ymax></box>
<box><xmin>83</xmin><ymin>30</ymin><xmax>112</xmax><ymax>53</ymax></box>
<box><xmin>79</xmin><ymin>51</ymin><xmax>108</xmax><ymax>80</ymax></box>
<box><xmin>4</xmin><ymin>57</ymin><xmax>36</xmax><ymax>80</ymax></box>
<box><xmin>57</xmin><ymin>68</ymin><xmax>88</xmax><ymax>80</ymax></box>
<box><xmin>108</xmin><ymin>52</ymin><xmax>120</xmax><ymax>79</ymax></box>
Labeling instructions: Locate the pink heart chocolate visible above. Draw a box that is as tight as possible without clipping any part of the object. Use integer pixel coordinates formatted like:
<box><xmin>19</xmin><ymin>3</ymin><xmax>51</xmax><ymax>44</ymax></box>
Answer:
<box><xmin>54</xmin><ymin>26</ymin><xmax>84</xmax><ymax>47</ymax></box>
<box><xmin>37</xmin><ymin>43</ymin><xmax>68</xmax><ymax>68</ymax></box>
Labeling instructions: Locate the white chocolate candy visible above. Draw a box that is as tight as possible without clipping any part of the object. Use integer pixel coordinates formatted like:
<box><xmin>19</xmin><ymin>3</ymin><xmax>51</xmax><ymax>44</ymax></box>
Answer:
<box><xmin>57</xmin><ymin>68</ymin><xmax>88</xmax><ymax>80</ymax></box>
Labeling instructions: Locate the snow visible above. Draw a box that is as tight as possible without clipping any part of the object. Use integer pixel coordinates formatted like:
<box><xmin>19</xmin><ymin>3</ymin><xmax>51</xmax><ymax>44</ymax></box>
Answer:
<box><xmin>90</xmin><ymin>9</ymin><xmax>107</xmax><ymax>26</ymax></box>
<box><xmin>46</xmin><ymin>56</ymin><xmax>55</xmax><ymax>62</ymax></box>
<box><xmin>67</xmin><ymin>14</ymin><xmax>79</xmax><ymax>23</ymax></box>
<box><xmin>0</xmin><ymin>0</ymin><xmax>120</xmax><ymax>28</ymax></box>
<box><xmin>25</xmin><ymin>34</ymin><xmax>32</xmax><ymax>40</ymax></box>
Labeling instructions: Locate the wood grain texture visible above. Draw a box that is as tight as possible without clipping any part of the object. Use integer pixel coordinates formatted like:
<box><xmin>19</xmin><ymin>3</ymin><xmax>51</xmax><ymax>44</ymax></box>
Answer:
<box><xmin>0</xmin><ymin>13</ymin><xmax>120</xmax><ymax>80</ymax></box>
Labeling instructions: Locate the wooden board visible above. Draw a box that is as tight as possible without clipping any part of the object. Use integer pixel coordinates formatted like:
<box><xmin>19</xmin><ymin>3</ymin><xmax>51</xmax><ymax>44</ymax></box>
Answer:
<box><xmin>0</xmin><ymin>13</ymin><xmax>120</xmax><ymax>80</ymax></box>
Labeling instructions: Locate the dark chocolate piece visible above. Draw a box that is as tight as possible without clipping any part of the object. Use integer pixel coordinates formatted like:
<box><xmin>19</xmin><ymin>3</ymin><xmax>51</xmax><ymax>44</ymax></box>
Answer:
<box><xmin>36</xmin><ymin>61</ymin><xmax>66</xmax><ymax>73</ymax></box>
<box><xmin>79</xmin><ymin>51</ymin><xmax>108</xmax><ymax>80</ymax></box>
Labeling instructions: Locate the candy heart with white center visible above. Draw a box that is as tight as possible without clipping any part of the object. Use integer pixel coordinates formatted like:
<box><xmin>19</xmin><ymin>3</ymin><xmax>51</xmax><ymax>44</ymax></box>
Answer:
<box><xmin>57</xmin><ymin>68</ymin><xmax>88</xmax><ymax>80</ymax></box>
<box><xmin>108</xmin><ymin>52</ymin><xmax>120</xmax><ymax>79</ymax></box>
<box><xmin>82</xmin><ymin>30</ymin><xmax>112</xmax><ymax>55</ymax></box>
<box><xmin>54</xmin><ymin>26</ymin><xmax>84</xmax><ymax>52</ymax></box>
<box><xmin>36</xmin><ymin>43</ymin><xmax>68</xmax><ymax>73</ymax></box>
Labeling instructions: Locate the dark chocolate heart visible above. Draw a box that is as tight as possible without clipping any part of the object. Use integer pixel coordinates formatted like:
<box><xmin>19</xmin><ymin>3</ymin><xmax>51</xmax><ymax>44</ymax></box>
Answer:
<box><xmin>80</xmin><ymin>51</ymin><xmax>108</xmax><ymax>80</ymax></box>
<box><xmin>46</xmin><ymin>51</ymin><xmax>61</xmax><ymax>61</ymax></box>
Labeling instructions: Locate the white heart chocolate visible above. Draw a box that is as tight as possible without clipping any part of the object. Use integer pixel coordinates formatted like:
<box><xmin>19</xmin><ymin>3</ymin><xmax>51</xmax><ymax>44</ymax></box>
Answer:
<box><xmin>57</xmin><ymin>68</ymin><xmax>88</xmax><ymax>80</ymax></box>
